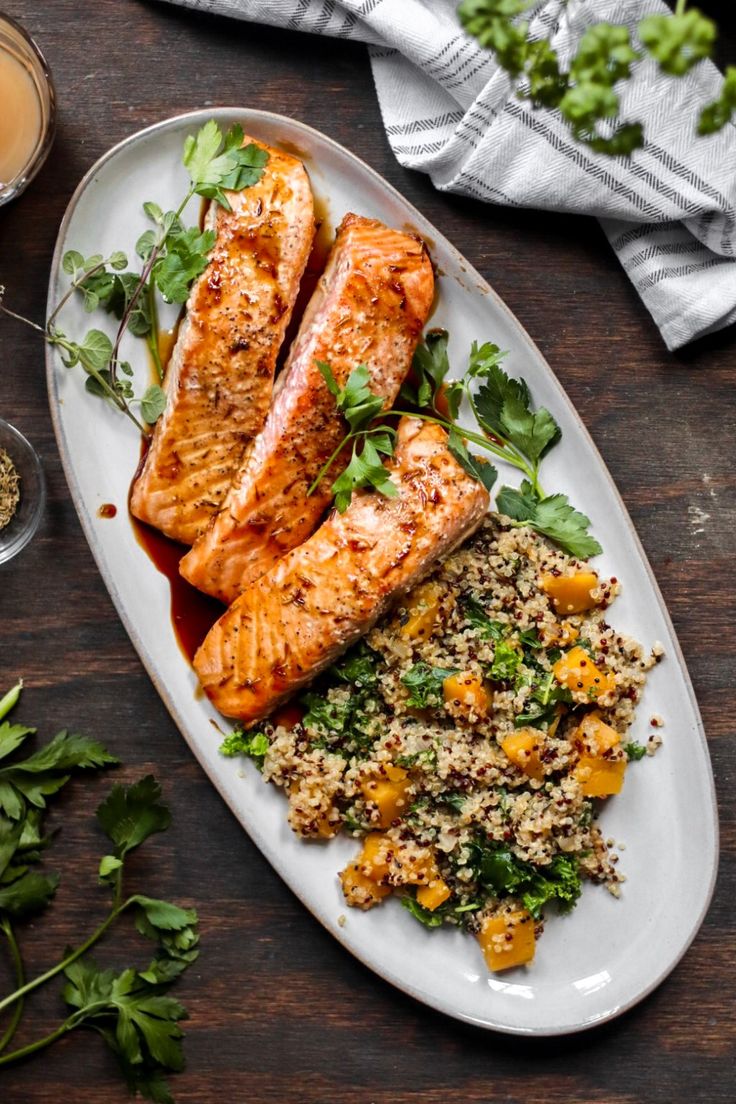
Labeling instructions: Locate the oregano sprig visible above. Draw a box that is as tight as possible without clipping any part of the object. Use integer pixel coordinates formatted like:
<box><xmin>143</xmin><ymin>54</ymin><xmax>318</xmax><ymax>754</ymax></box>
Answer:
<box><xmin>0</xmin><ymin>119</ymin><xmax>268</xmax><ymax>438</ymax></box>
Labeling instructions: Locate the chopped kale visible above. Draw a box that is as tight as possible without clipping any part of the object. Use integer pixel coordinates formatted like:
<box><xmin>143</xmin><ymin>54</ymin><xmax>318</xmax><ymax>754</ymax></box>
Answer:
<box><xmin>462</xmin><ymin>596</ymin><xmax>506</xmax><ymax>640</ymax></box>
<box><xmin>328</xmin><ymin>640</ymin><xmax>380</xmax><ymax>689</ymax></box>
<box><xmin>465</xmin><ymin>839</ymin><xmax>582</xmax><ymax>919</ymax></box>
<box><xmin>489</xmin><ymin>640</ymin><xmax>521</xmax><ymax>682</ymax></box>
<box><xmin>401</xmin><ymin>894</ymin><xmax>445</xmax><ymax>928</ymax></box>
<box><xmin>219</xmin><ymin>727</ymin><xmax>269</xmax><ymax>770</ymax></box>
<box><xmin>401</xmin><ymin>663</ymin><xmax>459</xmax><ymax>709</ymax></box>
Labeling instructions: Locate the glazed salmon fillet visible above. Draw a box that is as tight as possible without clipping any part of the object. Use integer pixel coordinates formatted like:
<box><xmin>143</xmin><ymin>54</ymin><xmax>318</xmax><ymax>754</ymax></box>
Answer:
<box><xmin>194</xmin><ymin>418</ymin><xmax>489</xmax><ymax>724</ymax></box>
<box><xmin>130</xmin><ymin>138</ymin><xmax>315</xmax><ymax>545</ymax></box>
<box><xmin>179</xmin><ymin>213</ymin><xmax>434</xmax><ymax>602</ymax></box>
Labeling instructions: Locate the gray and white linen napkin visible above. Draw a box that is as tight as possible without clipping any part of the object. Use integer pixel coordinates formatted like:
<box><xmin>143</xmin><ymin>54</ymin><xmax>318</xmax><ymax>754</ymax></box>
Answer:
<box><xmin>161</xmin><ymin>0</ymin><xmax>736</xmax><ymax>350</ymax></box>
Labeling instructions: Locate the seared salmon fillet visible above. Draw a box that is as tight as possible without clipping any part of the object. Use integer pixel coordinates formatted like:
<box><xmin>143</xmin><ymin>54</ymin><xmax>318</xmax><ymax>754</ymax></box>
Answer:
<box><xmin>130</xmin><ymin>138</ymin><xmax>315</xmax><ymax>545</ymax></box>
<box><xmin>194</xmin><ymin>418</ymin><xmax>489</xmax><ymax>723</ymax></box>
<box><xmin>179</xmin><ymin>213</ymin><xmax>434</xmax><ymax>602</ymax></box>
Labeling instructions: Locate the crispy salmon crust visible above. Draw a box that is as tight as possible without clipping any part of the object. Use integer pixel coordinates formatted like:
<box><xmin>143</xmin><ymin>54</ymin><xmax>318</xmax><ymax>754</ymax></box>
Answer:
<box><xmin>130</xmin><ymin>138</ymin><xmax>315</xmax><ymax>545</ymax></box>
<box><xmin>194</xmin><ymin>418</ymin><xmax>490</xmax><ymax>724</ymax></box>
<box><xmin>179</xmin><ymin>213</ymin><xmax>434</xmax><ymax>602</ymax></box>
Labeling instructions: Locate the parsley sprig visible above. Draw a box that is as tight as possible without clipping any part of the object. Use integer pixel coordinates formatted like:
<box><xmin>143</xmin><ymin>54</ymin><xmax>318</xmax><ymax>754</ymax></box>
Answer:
<box><xmin>0</xmin><ymin>684</ymin><xmax>198</xmax><ymax>1102</ymax></box>
<box><xmin>0</xmin><ymin>120</ymin><xmax>268</xmax><ymax>436</ymax></box>
<box><xmin>458</xmin><ymin>1</ymin><xmax>734</xmax><ymax>155</ymax></box>
<box><xmin>309</xmin><ymin>329</ymin><xmax>601</xmax><ymax>559</ymax></box>
<box><xmin>308</xmin><ymin>362</ymin><xmax>399</xmax><ymax>511</ymax></box>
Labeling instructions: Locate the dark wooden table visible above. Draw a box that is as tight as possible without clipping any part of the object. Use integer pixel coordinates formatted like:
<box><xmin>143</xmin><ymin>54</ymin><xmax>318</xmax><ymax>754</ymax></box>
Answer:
<box><xmin>1</xmin><ymin>2</ymin><xmax>734</xmax><ymax>1101</ymax></box>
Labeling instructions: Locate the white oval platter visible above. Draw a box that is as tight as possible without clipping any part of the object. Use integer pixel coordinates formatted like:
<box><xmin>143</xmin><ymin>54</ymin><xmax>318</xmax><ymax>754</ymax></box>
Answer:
<box><xmin>46</xmin><ymin>109</ymin><xmax>718</xmax><ymax>1036</ymax></box>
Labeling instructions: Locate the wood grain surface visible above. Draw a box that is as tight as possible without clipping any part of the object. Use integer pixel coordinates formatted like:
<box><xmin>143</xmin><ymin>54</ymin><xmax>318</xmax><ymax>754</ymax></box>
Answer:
<box><xmin>1</xmin><ymin>1</ymin><xmax>734</xmax><ymax>1101</ymax></box>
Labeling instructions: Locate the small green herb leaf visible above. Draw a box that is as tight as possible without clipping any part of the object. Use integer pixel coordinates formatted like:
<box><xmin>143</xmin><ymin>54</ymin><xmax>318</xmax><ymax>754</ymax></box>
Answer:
<box><xmin>0</xmin><ymin>722</ymin><xmax>35</xmax><ymax>763</ymax></box>
<box><xmin>496</xmin><ymin>482</ymin><xmax>602</xmax><ymax>559</ymax></box>
<box><xmin>0</xmin><ymin>869</ymin><xmax>60</xmax><ymax>918</ymax></box>
<box><xmin>97</xmin><ymin>776</ymin><xmax>171</xmax><ymax>859</ymax></box>
<box><xmin>447</xmin><ymin>428</ymin><xmax>497</xmax><ymax>490</ymax></box>
<box><xmin>140</xmin><ymin>385</ymin><xmax>167</xmax><ymax>425</ymax></box>
<box><xmin>639</xmin><ymin>9</ymin><xmax>716</xmax><ymax>76</ymax></box>
<box><xmin>78</xmin><ymin>330</ymin><xmax>113</xmax><ymax>374</ymax></box>
<box><xmin>698</xmin><ymin>65</ymin><xmax>736</xmax><ymax>134</ymax></box>
<box><xmin>328</xmin><ymin>641</ymin><xmax>380</xmax><ymax>689</ymax></box>
<box><xmin>331</xmin><ymin>436</ymin><xmax>398</xmax><ymax>514</ymax></box>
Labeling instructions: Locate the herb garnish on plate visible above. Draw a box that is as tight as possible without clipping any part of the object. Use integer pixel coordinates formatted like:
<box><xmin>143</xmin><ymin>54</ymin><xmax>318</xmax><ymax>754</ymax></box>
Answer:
<box><xmin>0</xmin><ymin>120</ymin><xmax>268</xmax><ymax>435</ymax></box>
<box><xmin>310</xmin><ymin>330</ymin><xmax>602</xmax><ymax>560</ymax></box>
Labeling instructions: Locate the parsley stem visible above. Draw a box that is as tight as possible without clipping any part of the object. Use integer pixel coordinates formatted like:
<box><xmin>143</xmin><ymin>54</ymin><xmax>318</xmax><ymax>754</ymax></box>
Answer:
<box><xmin>391</xmin><ymin>409</ymin><xmax>538</xmax><ymax>482</ymax></box>
<box><xmin>0</xmin><ymin>1018</ymin><xmax>74</xmax><ymax>1068</ymax></box>
<box><xmin>307</xmin><ymin>431</ymin><xmax>358</xmax><ymax>497</ymax></box>
<box><xmin>0</xmin><ymin>919</ymin><xmax>24</xmax><ymax>1055</ymax></box>
<box><xmin>0</xmin><ymin>898</ymin><xmax>133</xmax><ymax>1016</ymax></box>
<box><xmin>0</xmin><ymin>680</ymin><xmax>22</xmax><ymax>722</ymax></box>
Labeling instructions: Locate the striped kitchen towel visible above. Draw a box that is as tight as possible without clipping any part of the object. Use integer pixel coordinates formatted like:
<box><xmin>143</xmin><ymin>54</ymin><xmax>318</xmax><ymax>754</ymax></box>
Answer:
<box><xmin>161</xmin><ymin>0</ymin><xmax>736</xmax><ymax>350</ymax></box>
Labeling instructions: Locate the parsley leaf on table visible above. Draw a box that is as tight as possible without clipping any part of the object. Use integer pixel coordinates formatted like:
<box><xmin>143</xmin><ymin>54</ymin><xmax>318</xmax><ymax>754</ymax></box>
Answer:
<box><xmin>97</xmin><ymin>775</ymin><xmax>171</xmax><ymax>860</ymax></box>
<box><xmin>62</xmin><ymin>957</ymin><xmax>187</xmax><ymax>1099</ymax></box>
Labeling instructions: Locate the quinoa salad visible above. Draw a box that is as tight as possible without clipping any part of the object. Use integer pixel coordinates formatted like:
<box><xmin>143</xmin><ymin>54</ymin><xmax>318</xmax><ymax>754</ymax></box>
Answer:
<box><xmin>221</xmin><ymin>515</ymin><xmax>664</xmax><ymax>973</ymax></box>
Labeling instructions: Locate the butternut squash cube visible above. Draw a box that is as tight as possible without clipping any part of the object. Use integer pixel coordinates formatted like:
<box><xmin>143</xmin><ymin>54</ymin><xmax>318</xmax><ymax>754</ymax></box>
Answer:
<box><xmin>315</xmin><ymin>812</ymin><xmax>339</xmax><ymax>839</ymax></box>
<box><xmin>575</xmin><ymin>712</ymin><xmax>620</xmax><ymax>755</ymax></box>
<box><xmin>443</xmin><ymin>671</ymin><xmax>491</xmax><ymax>716</ymax></box>
<box><xmin>340</xmin><ymin>860</ymin><xmax>392</xmax><ymax>909</ymax></box>
<box><xmin>501</xmin><ymin>728</ymin><xmax>544</xmax><ymax>781</ymax></box>
<box><xmin>400</xmin><ymin>582</ymin><xmax>444</xmax><ymax>641</ymax></box>
<box><xmin>542</xmin><ymin>571</ymin><xmax>600</xmax><ymax>614</ymax></box>
<box><xmin>573</xmin><ymin>713</ymin><xmax>626</xmax><ymax>796</ymax></box>
<box><xmin>478</xmin><ymin>909</ymin><xmax>536</xmax><ymax>972</ymax></box>
<box><xmin>362</xmin><ymin>766</ymin><xmax>412</xmax><ymax>828</ymax></box>
<box><xmin>574</xmin><ymin>755</ymin><xmax>626</xmax><ymax>797</ymax></box>
<box><xmin>553</xmin><ymin>645</ymin><xmax>615</xmax><ymax>699</ymax></box>
<box><xmin>416</xmin><ymin>877</ymin><xmax>452</xmax><ymax>911</ymax></box>
<box><xmin>358</xmin><ymin>832</ymin><xmax>393</xmax><ymax>881</ymax></box>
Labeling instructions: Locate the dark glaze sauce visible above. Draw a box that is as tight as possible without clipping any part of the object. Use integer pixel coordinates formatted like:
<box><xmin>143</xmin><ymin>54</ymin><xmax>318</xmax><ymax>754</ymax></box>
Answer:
<box><xmin>131</xmin><ymin>514</ymin><xmax>224</xmax><ymax>664</ymax></box>
<box><xmin>131</xmin><ymin>434</ymin><xmax>223</xmax><ymax>667</ymax></box>
<box><xmin>131</xmin><ymin>192</ymin><xmax>334</xmax><ymax>665</ymax></box>
<box><xmin>97</xmin><ymin>503</ymin><xmax>117</xmax><ymax>518</ymax></box>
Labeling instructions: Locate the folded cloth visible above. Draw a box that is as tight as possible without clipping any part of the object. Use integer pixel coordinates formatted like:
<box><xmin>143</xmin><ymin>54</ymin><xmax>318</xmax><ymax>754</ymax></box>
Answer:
<box><xmin>161</xmin><ymin>0</ymin><xmax>736</xmax><ymax>350</ymax></box>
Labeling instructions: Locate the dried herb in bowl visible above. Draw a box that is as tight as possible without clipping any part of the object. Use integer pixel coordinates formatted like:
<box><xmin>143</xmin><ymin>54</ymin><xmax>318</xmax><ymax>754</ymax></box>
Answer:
<box><xmin>0</xmin><ymin>447</ymin><xmax>20</xmax><ymax>529</ymax></box>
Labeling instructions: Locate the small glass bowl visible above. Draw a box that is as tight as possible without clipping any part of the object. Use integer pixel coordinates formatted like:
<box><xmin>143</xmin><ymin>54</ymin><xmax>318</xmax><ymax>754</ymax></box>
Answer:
<box><xmin>0</xmin><ymin>419</ymin><xmax>45</xmax><ymax>564</ymax></box>
<box><xmin>0</xmin><ymin>13</ymin><xmax>56</xmax><ymax>206</ymax></box>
